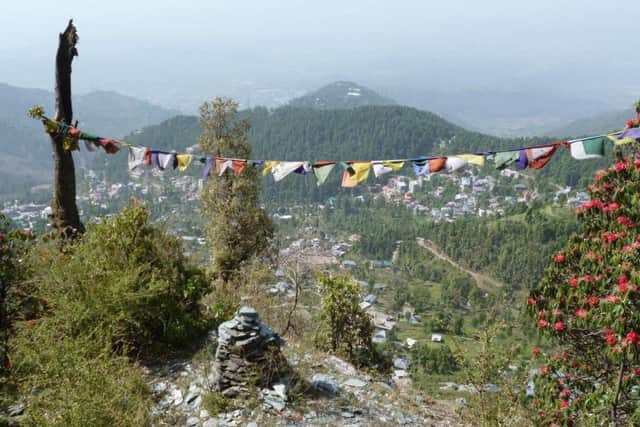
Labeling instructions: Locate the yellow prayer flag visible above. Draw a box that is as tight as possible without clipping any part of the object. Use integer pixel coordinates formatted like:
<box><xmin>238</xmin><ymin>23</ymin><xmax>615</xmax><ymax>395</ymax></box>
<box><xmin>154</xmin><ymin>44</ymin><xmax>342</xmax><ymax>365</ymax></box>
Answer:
<box><xmin>351</xmin><ymin>162</ymin><xmax>372</xmax><ymax>183</ymax></box>
<box><xmin>262</xmin><ymin>161</ymin><xmax>279</xmax><ymax>176</ymax></box>
<box><xmin>457</xmin><ymin>154</ymin><xmax>485</xmax><ymax>167</ymax></box>
<box><xmin>177</xmin><ymin>154</ymin><xmax>193</xmax><ymax>172</ymax></box>
<box><xmin>608</xmin><ymin>134</ymin><xmax>636</xmax><ymax>146</ymax></box>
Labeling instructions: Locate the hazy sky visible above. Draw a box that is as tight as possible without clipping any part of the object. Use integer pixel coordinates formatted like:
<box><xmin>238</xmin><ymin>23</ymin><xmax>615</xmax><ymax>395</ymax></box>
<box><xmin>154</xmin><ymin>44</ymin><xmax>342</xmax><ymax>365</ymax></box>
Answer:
<box><xmin>2</xmin><ymin>0</ymin><xmax>639</xmax><ymax>111</ymax></box>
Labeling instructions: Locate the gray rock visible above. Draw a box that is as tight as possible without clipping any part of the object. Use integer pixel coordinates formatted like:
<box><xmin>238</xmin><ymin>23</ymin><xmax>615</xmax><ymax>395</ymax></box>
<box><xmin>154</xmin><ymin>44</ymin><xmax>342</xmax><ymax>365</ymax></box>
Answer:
<box><xmin>311</xmin><ymin>373</ymin><xmax>339</xmax><ymax>395</ymax></box>
<box><xmin>245</xmin><ymin>423</ymin><xmax>258</xmax><ymax>427</ymax></box>
<box><xmin>7</xmin><ymin>403</ymin><xmax>24</xmax><ymax>417</ymax></box>
<box><xmin>341</xmin><ymin>411</ymin><xmax>355</xmax><ymax>418</ymax></box>
<box><xmin>343</xmin><ymin>378</ymin><xmax>367</xmax><ymax>388</ymax></box>
<box><xmin>186</xmin><ymin>416</ymin><xmax>200</xmax><ymax>427</ymax></box>
<box><xmin>172</xmin><ymin>388</ymin><xmax>184</xmax><ymax>406</ymax></box>
<box><xmin>203</xmin><ymin>419</ymin><xmax>222</xmax><ymax>427</ymax></box>
<box><xmin>393</xmin><ymin>357</ymin><xmax>411</xmax><ymax>370</ymax></box>
<box><xmin>324</xmin><ymin>355</ymin><xmax>357</xmax><ymax>375</ymax></box>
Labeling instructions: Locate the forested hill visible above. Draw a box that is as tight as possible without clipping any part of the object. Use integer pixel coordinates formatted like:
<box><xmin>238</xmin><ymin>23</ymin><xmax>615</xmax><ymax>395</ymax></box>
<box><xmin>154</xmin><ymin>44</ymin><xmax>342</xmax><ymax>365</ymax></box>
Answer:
<box><xmin>287</xmin><ymin>81</ymin><xmax>396</xmax><ymax>109</ymax></box>
<box><xmin>109</xmin><ymin>104</ymin><xmax>613</xmax><ymax>203</ymax></box>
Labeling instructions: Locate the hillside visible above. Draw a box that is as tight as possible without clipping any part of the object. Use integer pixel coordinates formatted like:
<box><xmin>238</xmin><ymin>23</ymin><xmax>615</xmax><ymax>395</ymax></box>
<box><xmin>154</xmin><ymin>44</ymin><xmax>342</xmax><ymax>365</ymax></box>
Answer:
<box><xmin>0</xmin><ymin>83</ymin><xmax>179</xmax><ymax>197</ymax></box>
<box><xmin>287</xmin><ymin>81</ymin><xmax>395</xmax><ymax>110</ymax></box>
<box><xmin>543</xmin><ymin>107</ymin><xmax>635</xmax><ymax>138</ymax></box>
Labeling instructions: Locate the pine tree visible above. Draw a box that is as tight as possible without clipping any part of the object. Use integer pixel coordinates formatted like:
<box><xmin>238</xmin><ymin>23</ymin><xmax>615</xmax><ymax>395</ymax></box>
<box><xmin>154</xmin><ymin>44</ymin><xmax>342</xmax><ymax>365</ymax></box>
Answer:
<box><xmin>198</xmin><ymin>98</ymin><xmax>273</xmax><ymax>285</ymax></box>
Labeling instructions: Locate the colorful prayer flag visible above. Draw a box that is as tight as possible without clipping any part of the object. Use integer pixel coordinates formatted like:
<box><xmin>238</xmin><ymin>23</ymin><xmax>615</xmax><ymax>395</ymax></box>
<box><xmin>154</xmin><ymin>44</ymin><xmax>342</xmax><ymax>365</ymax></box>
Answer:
<box><xmin>428</xmin><ymin>158</ymin><xmax>446</xmax><ymax>173</ymax></box>
<box><xmin>491</xmin><ymin>151</ymin><xmax>519</xmax><ymax>170</ymax></box>
<box><xmin>444</xmin><ymin>157</ymin><xmax>467</xmax><ymax>172</ymax></box>
<box><xmin>262</xmin><ymin>161</ymin><xmax>279</xmax><ymax>176</ymax></box>
<box><xmin>128</xmin><ymin>146</ymin><xmax>148</xmax><ymax>177</ymax></box>
<box><xmin>177</xmin><ymin>154</ymin><xmax>193</xmax><ymax>171</ymax></box>
<box><xmin>569</xmin><ymin>137</ymin><xmax>605</xmax><ymax>160</ymax></box>
<box><xmin>457</xmin><ymin>154</ymin><xmax>485</xmax><ymax>167</ymax></box>
<box><xmin>312</xmin><ymin>162</ymin><xmax>335</xmax><ymax>186</ymax></box>
<box><xmin>372</xmin><ymin>161</ymin><xmax>404</xmax><ymax>177</ymax></box>
<box><xmin>273</xmin><ymin>161</ymin><xmax>305</xmax><ymax>181</ymax></box>
<box><xmin>232</xmin><ymin>160</ymin><xmax>247</xmax><ymax>175</ymax></box>
<box><xmin>525</xmin><ymin>145</ymin><xmax>558</xmax><ymax>169</ymax></box>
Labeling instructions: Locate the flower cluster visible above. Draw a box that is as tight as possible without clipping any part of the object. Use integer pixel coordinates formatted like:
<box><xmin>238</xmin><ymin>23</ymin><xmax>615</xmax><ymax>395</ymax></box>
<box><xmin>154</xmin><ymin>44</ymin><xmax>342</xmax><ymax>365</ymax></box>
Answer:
<box><xmin>527</xmin><ymin>154</ymin><xmax>640</xmax><ymax>423</ymax></box>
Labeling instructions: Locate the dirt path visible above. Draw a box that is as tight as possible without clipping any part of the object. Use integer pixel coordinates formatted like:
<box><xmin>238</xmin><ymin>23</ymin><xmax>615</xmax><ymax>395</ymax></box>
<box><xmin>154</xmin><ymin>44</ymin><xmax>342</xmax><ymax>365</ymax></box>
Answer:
<box><xmin>416</xmin><ymin>237</ymin><xmax>502</xmax><ymax>291</ymax></box>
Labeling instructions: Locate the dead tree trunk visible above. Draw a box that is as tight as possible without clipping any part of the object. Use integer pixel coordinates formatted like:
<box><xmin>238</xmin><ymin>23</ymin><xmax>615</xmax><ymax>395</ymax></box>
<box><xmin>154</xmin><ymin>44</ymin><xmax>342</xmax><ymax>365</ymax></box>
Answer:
<box><xmin>50</xmin><ymin>19</ymin><xmax>84</xmax><ymax>238</ymax></box>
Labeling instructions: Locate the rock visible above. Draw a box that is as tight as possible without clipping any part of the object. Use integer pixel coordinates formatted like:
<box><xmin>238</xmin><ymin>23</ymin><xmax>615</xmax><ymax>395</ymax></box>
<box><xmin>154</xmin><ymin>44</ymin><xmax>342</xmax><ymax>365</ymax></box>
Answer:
<box><xmin>152</xmin><ymin>381</ymin><xmax>168</xmax><ymax>393</ymax></box>
<box><xmin>186</xmin><ymin>416</ymin><xmax>200</xmax><ymax>427</ymax></box>
<box><xmin>343</xmin><ymin>378</ymin><xmax>367</xmax><ymax>388</ymax></box>
<box><xmin>323</xmin><ymin>355</ymin><xmax>357</xmax><ymax>375</ymax></box>
<box><xmin>172</xmin><ymin>388</ymin><xmax>184</xmax><ymax>406</ymax></box>
<box><xmin>262</xmin><ymin>383</ymin><xmax>287</xmax><ymax>411</ymax></box>
<box><xmin>272</xmin><ymin>383</ymin><xmax>287</xmax><ymax>401</ymax></box>
<box><xmin>341</xmin><ymin>411</ymin><xmax>355</xmax><ymax>418</ymax></box>
<box><xmin>245</xmin><ymin>423</ymin><xmax>258</xmax><ymax>427</ymax></box>
<box><xmin>200</xmin><ymin>409</ymin><xmax>211</xmax><ymax>419</ymax></box>
<box><xmin>7</xmin><ymin>403</ymin><xmax>24</xmax><ymax>417</ymax></box>
<box><xmin>203</xmin><ymin>419</ymin><xmax>222</xmax><ymax>427</ymax></box>
<box><xmin>311</xmin><ymin>373</ymin><xmax>339</xmax><ymax>396</ymax></box>
<box><xmin>210</xmin><ymin>307</ymin><xmax>285</xmax><ymax>397</ymax></box>
<box><xmin>393</xmin><ymin>357</ymin><xmax>410</xmax><ymax>370</ymax></box>
<box><xmin>456</xmin><ymin>397</ymin><xmax>467</xmax><ymax>407</ymax></box>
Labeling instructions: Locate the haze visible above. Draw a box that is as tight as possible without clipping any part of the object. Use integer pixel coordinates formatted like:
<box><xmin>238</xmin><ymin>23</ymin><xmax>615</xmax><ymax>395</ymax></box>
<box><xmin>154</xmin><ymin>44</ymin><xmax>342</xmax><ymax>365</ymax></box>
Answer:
<box><xmin>2</xmin><ymin>0</ymin><xmax>639</xmax><ymax>124</ymax></box>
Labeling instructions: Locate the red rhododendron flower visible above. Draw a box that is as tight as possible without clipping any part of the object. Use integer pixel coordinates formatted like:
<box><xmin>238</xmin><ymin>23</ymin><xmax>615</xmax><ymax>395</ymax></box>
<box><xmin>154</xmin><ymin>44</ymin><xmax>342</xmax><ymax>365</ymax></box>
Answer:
<box><xmin>626</xmin><ymin>119</ymin><xmax>636</xmax><ymax>128</ymax></box>
<box><xmin>619</xmin><ymin>275</ymin><xmax>629</xmax><ymax>285</ymax></box>
<box><xmin>614</xmin><ymin>161</ymin><xmax>628</xmax><ymax>172</ymax></box>
<box><xmin>561</xmin><ymin>399</ymin><xmax>569</xmax><ymax>408</ymax></box>
<box><xmin>608</xmin><ymin>202</ymin><xmax>619</xmax><ymax>211</ymax></box>
<box><xmin>635</xmin><ymin>158</ymin><xmax>640</xmax><ymax>168</ymax></box>
<box><xmin>527</xmin><ymin>297</ymin><xmax>536</xmax><ymax>306</ymax></box>
<box><xmin>622</xmin><ymin>245</ymin><xmax>632</xmax><ymax>252</ymax></box>
<box><xmin>617</xmin><ymin>216</ymin><xmax>634</xmax><ymax>227</ymax></box>
<box><xmin>541</xmin><ymin>365</ymin><xmax>550</xmax><ymax>374</ymax></box>
<box><xmin>583</xmin><ymin>274</ymin><xmax>592</xmax><ymax>282</ymax></box>
<box><xmin>538</xmin><ymin>319</ymin><xmax>548</xmax><ymax>328</ymax></box>
<box><xmin>604</xmin><ymin>295</ymin><xmax>621</xmax><ymax>303</ymax></box>
<box><xmin>554</xmin><ymin>321</ymin><xmax>565</xmax><ymax>331</ymax></box>
<box><xmin>571</xmin><ymin>360</ymin><xmax>580</xmax><ymax>368</ymax></box>
<box><xmin>569</xmin><ymin>277</ymin><xmax>579</xmax><ymax>288</ymax></box>
<box><xmin>554</xmin><ymin>253</ymin><xmax>565</xmax><ymax>263</ymax></box>
<box><xmin>625</xmin><ymin>331</ymin><xmax>639</xmax><ymax>345</ymax></box>
<box><xmin>559</xmin><ymin>389</ymin><xmax>570</xmax><ymax>398</ymax></box>
<box><xmin>606</xmin><ymin>334</ymin><xmax>617</xmax><ymax>345</ymax></box>
<box><xmin>587</xmin><ymin>250</ymin><xmax>596</xmax><ymax>259</ymax></box>
<box><xmin>604</xmin><ymin>328</ymin><xmax>615</xmax><ymax>336</ymax></box>
<box><xmin>575</xmin><ymin>308</ymin><xmax>588</xmax><ymax>318</ymax></box>
<box><xmin>532</xmin><ymin>347</ymin><xmax>541</xmax><ymax>356</ymax></box>
<box><xmin>606</xmin><ymin>233</ymin><xmax>618</xmax><ymax>243</ymax></box>
<box><xmin>619</xmin><ymin>282</ymin><xmax>629</xmax><ymax>293</ymax></box>
<box><xmin>635</xmin><ymin>368</ymin><xmax>640</xmax><ymax>376</ymax></box>
<box><xmin>588</xmin><ymin>295</ymin><xmax>600</xmax><ymax>306</ymax></box>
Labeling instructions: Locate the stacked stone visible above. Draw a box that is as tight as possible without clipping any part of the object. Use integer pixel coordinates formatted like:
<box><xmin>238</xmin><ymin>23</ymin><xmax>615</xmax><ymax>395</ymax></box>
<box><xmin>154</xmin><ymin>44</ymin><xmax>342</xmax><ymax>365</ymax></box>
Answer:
<box><xmin>211</xmin><ymin>306</ymin><xmax>284</xmax><ymax>397</ymax></box>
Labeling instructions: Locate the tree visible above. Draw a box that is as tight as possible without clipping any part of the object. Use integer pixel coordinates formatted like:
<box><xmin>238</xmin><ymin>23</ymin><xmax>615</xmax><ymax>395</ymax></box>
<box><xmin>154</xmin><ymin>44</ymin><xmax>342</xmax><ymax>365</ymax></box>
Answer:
<box><xmin>199</xmin><ymin>98</ymin><xmax>273</xmax><ymax>285</ymax></box>
<box><xmin>314</xmin><ymin>274</ymin><xmax>378</xmax><ymax>367</ymax></box>
<box><xmin>527</xmin><ymin>141</ymin><xmax>640</xmax><ymax>424</ymax></box>
<box><xmin>50</xmin><ymin>20</ymin><xmax>84</xmax><ymax>237</ymax></box>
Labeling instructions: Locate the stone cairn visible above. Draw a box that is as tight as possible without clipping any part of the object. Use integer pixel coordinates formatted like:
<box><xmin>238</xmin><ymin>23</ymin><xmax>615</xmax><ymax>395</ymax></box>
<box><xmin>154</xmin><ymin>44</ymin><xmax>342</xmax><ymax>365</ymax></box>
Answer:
<box><xmin>210</xmin><ymin>306</ymin><xmax>285</xmax><ymax>397</ymax></box>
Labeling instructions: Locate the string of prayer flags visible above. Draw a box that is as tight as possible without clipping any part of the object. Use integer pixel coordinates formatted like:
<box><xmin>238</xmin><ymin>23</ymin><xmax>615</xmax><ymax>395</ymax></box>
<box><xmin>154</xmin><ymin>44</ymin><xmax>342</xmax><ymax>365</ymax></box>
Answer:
<box><xmin>567</xmin><ymin>137</ymin><xmax>605</xmax><ymax>160</ymax></box>
<box><xmin>312</xmin><ymin>161</ymin><xmax>336</xmax><ymax>186</ymax></box>
<box><xmin>372</xmin><ymin>160</ymin><xmax>404</xmax><ymax>177</ymax></box>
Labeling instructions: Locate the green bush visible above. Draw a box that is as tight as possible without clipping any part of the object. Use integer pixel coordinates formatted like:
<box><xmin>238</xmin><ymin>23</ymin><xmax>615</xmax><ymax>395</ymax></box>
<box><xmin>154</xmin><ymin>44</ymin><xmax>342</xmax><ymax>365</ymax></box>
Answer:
<box><xmin>13</xmin><ymin>333</ymin><xmax>150</xmax><ymax>427</ymax></box>
<box><xmin>314</xmin><ymin>274</ymin><xmax>388</xmax><ymax>369</ymax></box>
<box><xmin>26</xmin><ymin>202</ymin><xmax>211</xmax><ymax>356</ymax></box>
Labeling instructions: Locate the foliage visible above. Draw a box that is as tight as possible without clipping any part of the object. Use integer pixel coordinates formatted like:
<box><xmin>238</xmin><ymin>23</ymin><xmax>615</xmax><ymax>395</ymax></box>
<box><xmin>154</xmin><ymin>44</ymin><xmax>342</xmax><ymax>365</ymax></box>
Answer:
<box><xmin>452</xmin><ymin>324</ymin><xmax>534</xmax><ymax>427</ymax></box>
<box><xmin>410</xmin><ymin>342</ymin><xmax>459</xmax><ymax>375</ymax></box>
<box><xmin>12</xmin><ymin>333</ymin><xmax>150</xmax><ymax>427</ymax></box>
<box><xmin>0</xmin><ymin>215</ymin><xmax>35</xmax><ymax>377</ymax></box>
<box><xmin>527</xmin><ymin>154</ymin><xmax>640</xmax><ymax>425</ymax></box>
<box><xmin>24</xmin><ymin>201</ymin><xmax>211</xmax><ymax>357</ymax></box>
<box><xmin>314</xmin><ymin>274</ymin><xmax>380</xmax><ymax>368</ymax></box>
<box><xmin>198</xmin><ymin>98</ymin><xmax>274</xmax><ymax>284</ymax></box>
<box><xmin>202</xmin><ymin>391</ymin><xmax>232</xmax><ymax>415</ymax></box>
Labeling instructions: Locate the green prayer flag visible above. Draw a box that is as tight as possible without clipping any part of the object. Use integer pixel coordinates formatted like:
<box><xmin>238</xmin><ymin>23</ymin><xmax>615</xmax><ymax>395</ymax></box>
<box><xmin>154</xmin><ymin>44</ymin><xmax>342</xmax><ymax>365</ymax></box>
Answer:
<box><xmin>491</xmin><ymin>151</ymin><xmax>519</xmax><ymax>170</ymax></box>
<box><xmin>313</xmin><ymin>163</ymin><xmax>335</xmax><ymax>186</ymax></box>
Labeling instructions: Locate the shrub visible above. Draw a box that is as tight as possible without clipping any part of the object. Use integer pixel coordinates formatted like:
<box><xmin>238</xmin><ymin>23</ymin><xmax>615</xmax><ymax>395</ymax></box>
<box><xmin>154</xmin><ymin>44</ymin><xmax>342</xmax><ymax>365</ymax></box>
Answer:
<box><xmin>314</xmin><ymin>274</ymin><xmax>385</xmax><ymax>368</ymax></box>
<box><xmin>25</xmin><ymin>202</ymin><xmax>211</xmax><ymax>357</ymax></box>
<box><xmin>528</xmin><ymin>155</ymin><xmax>640</xmax><ymax>424</ymax></box>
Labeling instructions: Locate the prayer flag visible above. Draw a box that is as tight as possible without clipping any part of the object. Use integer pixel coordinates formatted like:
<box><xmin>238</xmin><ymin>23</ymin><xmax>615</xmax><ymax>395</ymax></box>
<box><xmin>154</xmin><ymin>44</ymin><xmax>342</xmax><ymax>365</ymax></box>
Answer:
<box><xmin>491</xmin><ymin>151</ymin><xmax>519</xmax><ymax>170</ymax></box>
<box><xmin>444</xmin><ymin>157</ymin><xmax>467</xmax><ymax>173</ymax></box>
<box><xmin>525</xmin><ymin>145</ymin><xmax>558</xmax><ymax>169</ymax></box>
<box><xmin>313</xmin><ymin>162</ymin><xmax>335</xmax><ymax>186</ymax></box>
<box><xmin>203</xmin><ymin>157</ymin><xmax>213</xmax><ymax>178</ymax></box>
<box><xmin>610</xmin><ymin>128</ymin><xmax>640</xmax><ymax>145</ymax></box>
<box><xmin>457</xmin><ymin>154</ymin><xmax>485</xmax><ymax>167</ymax></box>
<box><xmin>177</xmin><ymin>154</ymin><xmax>193</xmax><ymax>171</ymax></box>
<box><xmin>216</xmin><ymin>158</ymin><xmax>233</xmax><ymax>176</ymax></box>
<box><xmin>569</xmin><ymin>137</ymin><xmax>605</xmax><ymax>160</ymax></box>
<box><xmin>428</xmin><ymin>158</ymin><xmax>446</xmax><ymax>173</ymax></box>
<box><xmin>272</xmin><ymin>161</ymin><xmax>305</xmax><ymax>181</ymax></box>
<box><xmin>262</xmin><ymin>161</ymin><xmax>279</xmax><ymax>176</ymax></box>
<box><xmin>372</xmin><ymin>161</ymin><xmax>404</xmax><ymax>177</ymax></box>
<box><xmin>411</xmin><ymin>159</ymin><xmax>428</xmax><ymax>176</ymax></box>
<box><xmin>128</xmin><ymin>146</ymin><xmax>148</xmax><ymax>177</ymax></box>
<box><xmin>232</xmin><ymin>160</ymin><xmax>247</xmax><ymax>175</ymax></box>
<box><xmin>516</xmin><ymin>150</ymin><xmax>528</xmax><ymax>170</ymax></box>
